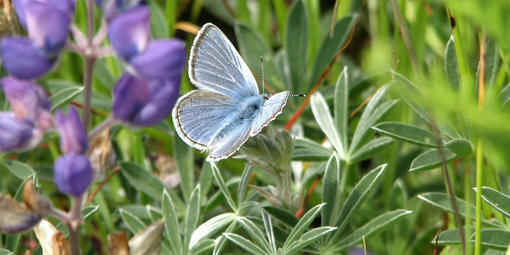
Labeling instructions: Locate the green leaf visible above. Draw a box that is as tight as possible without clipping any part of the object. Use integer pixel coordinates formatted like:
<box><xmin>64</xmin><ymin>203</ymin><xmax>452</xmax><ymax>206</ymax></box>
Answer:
<box><xmin>435</xmin><ymin>228</ymin><xmax>467</xmax><ymax>245</ymax></box>
<box><xmin>119</xmin><ymin>209</ymin><xmax>146</xmax><ymax>234</ymax></box>
<box><xmin>212</xmin><ymin>221</ymin><xmax>237</xmax><ymax>255</ymax></box>
<box><xmin>409</xmin><ymin>149</ymin><xmax>457</xmax><ymax>172</ymax></box>
<box><xmin>120</xmin><ymin>162</ymin><xmax>185</xmax><ymax>210</ymax></box>
<box><xmin>334</xmin><ymin>66</ymin><xmax>349</xmax><ymax>154</ymax></box>
<box><xmin>285</xmin><ymin>227</ymin><xmax>336</xmax><ymax>254</ymax></box>
<box><xmin>174</xmin><ymin>136</ymin><xmax>194</xmax><ymax>202</ymax></box>
<box><xmin>293</xmin><ymin>138</ymin><xmax>334</xmax><ymax>161</ymax></box>
<box><xmin>184</xmin><ymin>186</ymin><xmax>201</xmax><ymax>251</ymax></box>
<box><xmin>223</xmin><ymin>233</ymin><xmax>266</xmax><ymax>255</ymax></box>
<box><xmin>332</xmin><ymin>164</ymin><xmax>387</xmax><ymax>235</ymax></box>
<box><xmin>50</xmin><ymin>86</ymin><xmax>83</xmax><ymax>111</ymax></box>
<box><xmin>238</xmin><ymin>165</ymin><xmax>252</xmax><ymax>204</ymax></box>
<box><xmin>190</xmin><ymin>213</ymin><xmax>236</xmax><ymax>250</ymax></box>
<box><xmin>322</xmin><ymin>154</ymin><xmax>340</xmax><ymax>226</ymax></box>
<box><xmin>235</xmin><ymin>23</ymin><xmax>281</xmax><ymax>90</ymax></box>
<box><xmin>500</xmin><ymin>83</ymin><xmax>510</xmax><ymax>107</ymax></box>
<box><xmin>191</xmin><ymin>239</ymin><xmax>215</xmax><ymax>255</ymax></box>
<box><xmin>485</xmin><ymin>40</ymin><xmax>499</xmax><ymax>87</ymax></box>
<box><xmin>261</xmin><ymin>210</ymin><xmax>277</xmax><ymax>254</ymax></box>
<box><xmin>445</xmin><ymin>138</ymin><xmax>473</xmax><ymax>157</ymax></box>
<box><xmin>349</xmin><ymin>137</ymin><xmax>394</xmax><ymax>163</ymax></box>
<box><xmin>262</xmin><ymin>206</ymin><xmax>299</xmax><ymax>227</ymax></box>
<box><xmin>444</xmin><ymin>36</ymin><xmax>461</xmax><ymax>90</ymax></box>
<box><xmin>334</xmin><ymin>209</ymin><xmax>412</xmax><ymax>251</ymax></box>
<box><xmin>148</xmin><ymin>1</ymin><xmax>168</xmax><ymax>38</ymax></box>
<box><xmin>474</xmin><ymin>229</ymin><xmax>510</xmax><ymax>250</ymax></box>
<box><xmin>162</xmin><ymin>190</ymin><xmax>182</xmax><ymax>255</ymax></box>
<box><xmin>236</xmin><ymin>217</ymin><xmax>271</xmax><ymax>254</ymax></box>
<box><xmin>211</xmin><ymin>164</ymin><xmax>236</xmax><ymax>211</ymax></box>
<box><xmin>0</xmin><ymin>249</ymin><xmax>13</xmax><ymax>255</ymax></box>
<box><xmin>349</xmin><ymin>85</ymin><xmax>397</xmax><ymax>153</ymax></box>
<box><xmin>372</xmin><ymin>122</ymin><xmax>436</xmax><ymax>147</ymax></box>
<box><xmin>93</xmin><ymin>58</ymin><xmax>116</xmax><ymax>91</ymax></box>
<box><xmin>418</xmin><ymin>192</ymin><xmax>479</xmax><ymax>221</ymax></box>
<box><xmin>308</xmin><ymin>15</ymin><xmax>357</xmax><ymax>91</ymax></box>
<box><xmin>283</xmin><ymin>203</ymin><xmax>325</xmax><ymax>250</ymax></box>
<box><xmin>480</xmin><ymin>186</ymin><xmax>510</xmax><ymax>218</ymax></box>
<box><xmin>285</xmin><ymin>0</ymin><xmax>307</xmax><ymax>93</ymax></box>
<box><xmin>2</xmin><ymin>160</ymin><xmax>34</xmax><ymax>180</ymax></box>
<box><xmin>199</xmin><ymin>162</ymin><xmax>213</xmax><ymax>199</ymax></box>
<box><xmin>311</xmin><ymin>92</ymin><xmax>344</xmax><ymax>157</ymax></box>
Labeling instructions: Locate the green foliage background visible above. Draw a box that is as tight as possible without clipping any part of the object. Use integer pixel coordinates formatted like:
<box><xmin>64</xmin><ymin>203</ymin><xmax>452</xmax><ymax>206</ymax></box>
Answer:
<box><xmin>2</xmin><ymin>0</ymin><xmax>510</xmax><ymax>254</ymax></box>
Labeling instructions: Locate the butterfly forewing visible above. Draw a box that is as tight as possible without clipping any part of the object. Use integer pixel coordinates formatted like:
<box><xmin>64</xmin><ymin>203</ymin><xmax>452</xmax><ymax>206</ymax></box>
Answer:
<box><xmin>188</xmin><ymin>23</ymin><xmax>259</xmax><ymax>100</ymax></box>
<box><xmin>251</xmin><ymin>91</ymin><xmax>290</xmax><ymax>136</ymax></box>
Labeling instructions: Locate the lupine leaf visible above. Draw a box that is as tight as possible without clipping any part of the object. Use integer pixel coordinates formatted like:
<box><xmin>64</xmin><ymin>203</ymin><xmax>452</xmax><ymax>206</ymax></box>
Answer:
<box><xmin>322</xmin><ymin>154</ymin><xmax>340</xmax><ymax>226</ymax></box>
<box><xmin>372</xmin><ymin>122</ymin><xmax>436</xmax><ymax>147</ymax></box>
<box><xmin>285</xmin><ymin>0</ymin><xmax>307</xmax><ymax>93</ymax></box>
<box><xmin>480</xmin><ymin>186</ymin><xmax>510</xmax><ymax>218</ymax></box>
<box><xmin>409</xmin><ymin>149</ymin><xmax>457</xmax><ymax>172</ymax></box>
<box><xmin>283</xmin><ymin>203</ymin><xmax>325</xmax><ymax>250</ymax></box>
<box><xmin>293</xmin><ymin>138</ymin><xmax>333</xmax><ymax>161</ymax></box>
<box><xmin>189</xmin><ymin>213</ymin><xmax>236</xmax><ymax>250</ymax></box>
<box><xmin>162</xmin><ymin>190</ymin><xmax>182</xmax><ymax>255</ymax></box>
<box><xmin>223</xmin><ymin>233</ymin><xmax>267</xmax><ymax>255</ymax></box>
<box><xmin>311</xmin><ymin>92</ymin><xmax>344</xmax><ymax>157</ymax></box>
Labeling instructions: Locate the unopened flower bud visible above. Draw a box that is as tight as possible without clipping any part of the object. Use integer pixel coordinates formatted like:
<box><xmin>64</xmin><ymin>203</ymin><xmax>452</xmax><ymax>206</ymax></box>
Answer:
<box><xmin>55</xmin><ymin>107</ymin><xmax>88</xmax><ymax>154</ymax></box>
<box><xmin>1</xmin><ymin>37</ymin><xmax>55</xmax><ymax>79</ymax></box>
<box><xmin>54</xmin><ymin>153</ymin><xmax>92</xmax><ymax>197</ymax></box>
<box><xmin>130</xmin><ymin>39</ymin><xmax>186</xmax><ymax>80</ymax></box>
<box><xmin>108</xmin><ymin>6</ymin><xmax>151</xmax><ymax>61</ymax></box>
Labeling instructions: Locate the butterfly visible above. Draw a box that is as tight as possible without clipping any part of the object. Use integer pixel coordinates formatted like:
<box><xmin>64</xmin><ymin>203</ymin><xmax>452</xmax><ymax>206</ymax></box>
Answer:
<box><xmin>172</xmin><ymin>23</ymin><xmax>289</xmax><ymax>162</ymax></box>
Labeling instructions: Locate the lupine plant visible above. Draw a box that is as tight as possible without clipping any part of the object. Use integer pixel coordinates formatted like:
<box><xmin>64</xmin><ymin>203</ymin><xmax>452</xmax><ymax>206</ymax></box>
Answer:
<box><xmin>0</xmin><ymin>0</ymin><xmax>510</xmax><ymax>255</ymax></box>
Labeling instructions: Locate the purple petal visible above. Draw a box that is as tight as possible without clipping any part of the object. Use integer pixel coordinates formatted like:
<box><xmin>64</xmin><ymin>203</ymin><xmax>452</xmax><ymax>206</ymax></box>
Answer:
<box><xmin>13</xmin><ymin>0</ymin><xmax>29</xmax><ymax>28</ymax></box>
<box><xmin>1</xmin><ymin>37</ymin><xmax>55</xmax><ymax>79</ymax></box>
<box><xmin>25</xmin><ymin>1</ymin><xmax>69</xmax><ymax>54</ymax></box>
<box><xmin>0</xmin><ymin>77</ymin><xmax>51</xmax><ymax>122</ymax></box>
<box><xmin>54</xmin><ymin>153</ymin><xmax>92</xmax><ymax>197</ymax></box>
<box><xmin>130</xmin><ymin>39</ymin><xmax>186</xmax><ymax>80</ymax></box>
<box><xmin>55</xmin><ymin>107</ymin><xmax>88</xmax><ymax>154</ymax></box>
<box><xmin>108</xmin><ymin>6</ymin><xmax>151</xmax><ymax>61</ymax></box>
<box><xmin>133</xmin><ymin>78</ymin><xmax>180</xmax><ymax>126</ymax></box>
<box><xmin>112</xmin><ymin>73</ymin><xmax>150</xmax><ymax>122</ymax></box>
<box><xmin>0</xmin><ymin>112</ymin><xmax>34</xmax><ymax>152</ymax></box>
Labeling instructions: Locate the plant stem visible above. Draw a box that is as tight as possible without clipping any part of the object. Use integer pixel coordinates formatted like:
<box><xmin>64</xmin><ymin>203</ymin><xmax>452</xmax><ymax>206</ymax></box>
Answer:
<box><xmin>88</xmin><ymin>116</ymin><xmax>116</xmax><ymax>140</ymax></box>
<box><xmin>430</xmin><ymin>120</ymin><xmax>466</xmax><ymax>255</ymax></box>
<box><xmin>474</xmin><ymin>32</ymin><xmax>487</xmax><ymax>255</ymax></box>
<box><xmin>69</xmin><ymin>1</ymin><xmax>96</xmax><ymax>254</ymax></box>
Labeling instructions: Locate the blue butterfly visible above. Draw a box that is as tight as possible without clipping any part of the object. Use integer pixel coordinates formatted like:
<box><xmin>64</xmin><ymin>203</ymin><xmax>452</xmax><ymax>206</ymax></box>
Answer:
<box><xmin>172</xmin><ymin>23</ymin><xmax>289</xmax><ymax>162</ymax></box>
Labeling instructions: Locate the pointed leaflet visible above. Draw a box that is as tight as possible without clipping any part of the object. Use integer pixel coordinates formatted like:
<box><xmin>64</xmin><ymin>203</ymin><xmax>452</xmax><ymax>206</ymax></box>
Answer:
<box><xmin>237</xmin><ymin>165</ymin><xmax>252</xmax><ymax>204</ymax></box>
<box><xmin>333</xmin><ymin>209</ymin><xmax>412</xmax><ymax>251</ymax></box>
<box><xmin>480</xmin><ymin>187</ymin><xmax>510</xmax><ymax>218</ymax></box>
<box><xmin>311</xmin><ymin>92</ymin><xmax>344</xmax><ymax>157</ymax></box>
<box><xmin>330</xmin><ymin>164</ymin><xmax>387</xmax><ymax>241</ymax></box>
<box><xmin>444</xmin><ymin>36</ymin><xmax>461</xmax><ymax>90</ymax></box>
<box><xmin>189</xmin><ymin>213</ymin><xmax>236</xmax><ymax>250</ymax></box>
<box><xmin>372</xmin><ymin>122</ymin><xmax>436</xmax><ymax>147</ymax></box>
<box><xmin>349</xmin><ymin>137</ymin><xmax>394</xmax><ymax>163</ymax></box>
<box><xmin>409</xmin><ymin>149</ymin><xmax>457</xmax><ymax>172</ymax></box>
<box><xmin>223</xmin><ymin>233</ymin><xmax>267</xmax><ymax>255</ymax></box>
<box><xmin>322</xmin><ymin>154</ymin><xmax>340</xmax><ymax>226</ymax></box>
<box><xmin>285</xmin><ymin>0</ymin><xmax>307</xmax><ymax>93</ymax></box>
<box><xmin>174</xmin><ymin>136</ymin><xmax>194</xmax><ymax>202</ymax></box>
<box><xmin>261</xmin><ymin>210</ymin><xmax>277</xmax><ymax>254</ymax></box>
<box><xmin>284</xmin><ymin>227</ymin><xmax>336</xmax><ymax>254</ymax></box>
<box><xmin>162</xmin><ymin>190</ymin><xmax>182</xmax><ymax>255</ymax></box>
<box><xmin>119</xmin><ymin>209</ymin><xmax>147</xmax><ymax>234</ymax></box>
<box><xmin>282</xmin><ymin>203</ymin><xmax>325</xmax><ymax>250</ymax></box>
<box><xmin>334</xmin><ymin>66</ymin><xmax>349</xmax><ymax>155</ymax></box>
<box><xmin>236</xmin><ymin>217</ymin><xmax>271</xmax><ymax>254</ymax></box>
<box><xmin>184</xmin><ymin>186</ymin><xmax>201</xmax><ymax>252</ymax></box>
<box><xmin>211</xmin><ymin>164</ymin><xmax>236</xmax><ymax>211</ymax></box>
<box><xmin>293</xmin><ymin>137</ymin><xmax>333</xmax><ymax>161</ymax></box>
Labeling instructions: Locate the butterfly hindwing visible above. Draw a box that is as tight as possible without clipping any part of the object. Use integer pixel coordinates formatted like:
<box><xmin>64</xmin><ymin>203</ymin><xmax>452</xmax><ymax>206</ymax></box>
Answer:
<box><xmin>188</xmin><ymin>23</ymin><xmax>259</xmax><ymax>100</ymax></box>
<box><xmin>172</xmin><ymin>90</ymin><xmax>240</xmax><ymax>150</ymax></box>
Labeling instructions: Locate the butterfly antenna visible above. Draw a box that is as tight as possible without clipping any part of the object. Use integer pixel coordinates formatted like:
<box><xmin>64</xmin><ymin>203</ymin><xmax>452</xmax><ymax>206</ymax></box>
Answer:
<box><xmin>260</xmin><ymin>56</ymin><xmax>265</xmax><ymax>95</ymax></box>
<box><xmin>292</xmin><ymin>94</ymin><xmax>306</xmax><ymax>97</ymax></box>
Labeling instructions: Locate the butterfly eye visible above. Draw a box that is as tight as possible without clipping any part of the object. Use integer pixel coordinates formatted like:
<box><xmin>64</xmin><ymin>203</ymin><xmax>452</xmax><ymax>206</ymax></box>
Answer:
<box><xmin>263</xmin><ymin>94</ymin><xmax>270</xmax><ymax>100</ymax></box>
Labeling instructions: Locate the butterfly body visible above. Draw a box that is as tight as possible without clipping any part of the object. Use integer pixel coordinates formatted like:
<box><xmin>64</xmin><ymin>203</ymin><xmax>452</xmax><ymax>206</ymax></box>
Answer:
<box><xmin>173</xmin><ymin>23</ymin><xmax>289</xmax><ymax>161</ymax></box>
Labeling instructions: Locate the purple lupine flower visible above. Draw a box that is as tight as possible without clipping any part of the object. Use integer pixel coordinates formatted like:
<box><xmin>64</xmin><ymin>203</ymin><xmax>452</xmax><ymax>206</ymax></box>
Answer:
<box><xmin>0</xmin><ymin>77</ymin><xmax>52</xmax><ymax>131</ymax></box>
<box><xmin>54</xmin><ymin>153</ymin><xmax>92</xmax><ymax>196</ymax></box>
<box><xmin>14</xmin><ymin>0</ymin><xmax>75</xmax><ymax>27</ymax></box>
<box><xmin>1</xmin><ymin>37</ymin><xmax>55</xmax><ymax>79</ymax></box>
<box><xmin>25</xmin><ymin>1</ymin><xmax>70</xmax><ymax>55</ymax></box>
<box><xmin>130</xmin><ymin>39</ymin><xmax>186</xmax><ymax>80</ymax></box>
<box><xmin>96</xmin><ymin>0</ymin><xmax>145</xmax><ymax>20</ymax></box>
<box><xmin>0</xmin><ymin>112</ymin><xmax>35</xmax><ymax>152</ymax></box>
<box><xmin>112</xmin><ymin>73</ymin><xmax>181</xmax><ymax>126</ymax></box>
<box><xmin>55</xmin><ymin>107</ymin><xmax>88</xmax><ymax>154</ymax></box>
<box><xmin>107</xmin><ymin>6</ymin><xmax>151</xmax><ymax>61</ymax></box>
